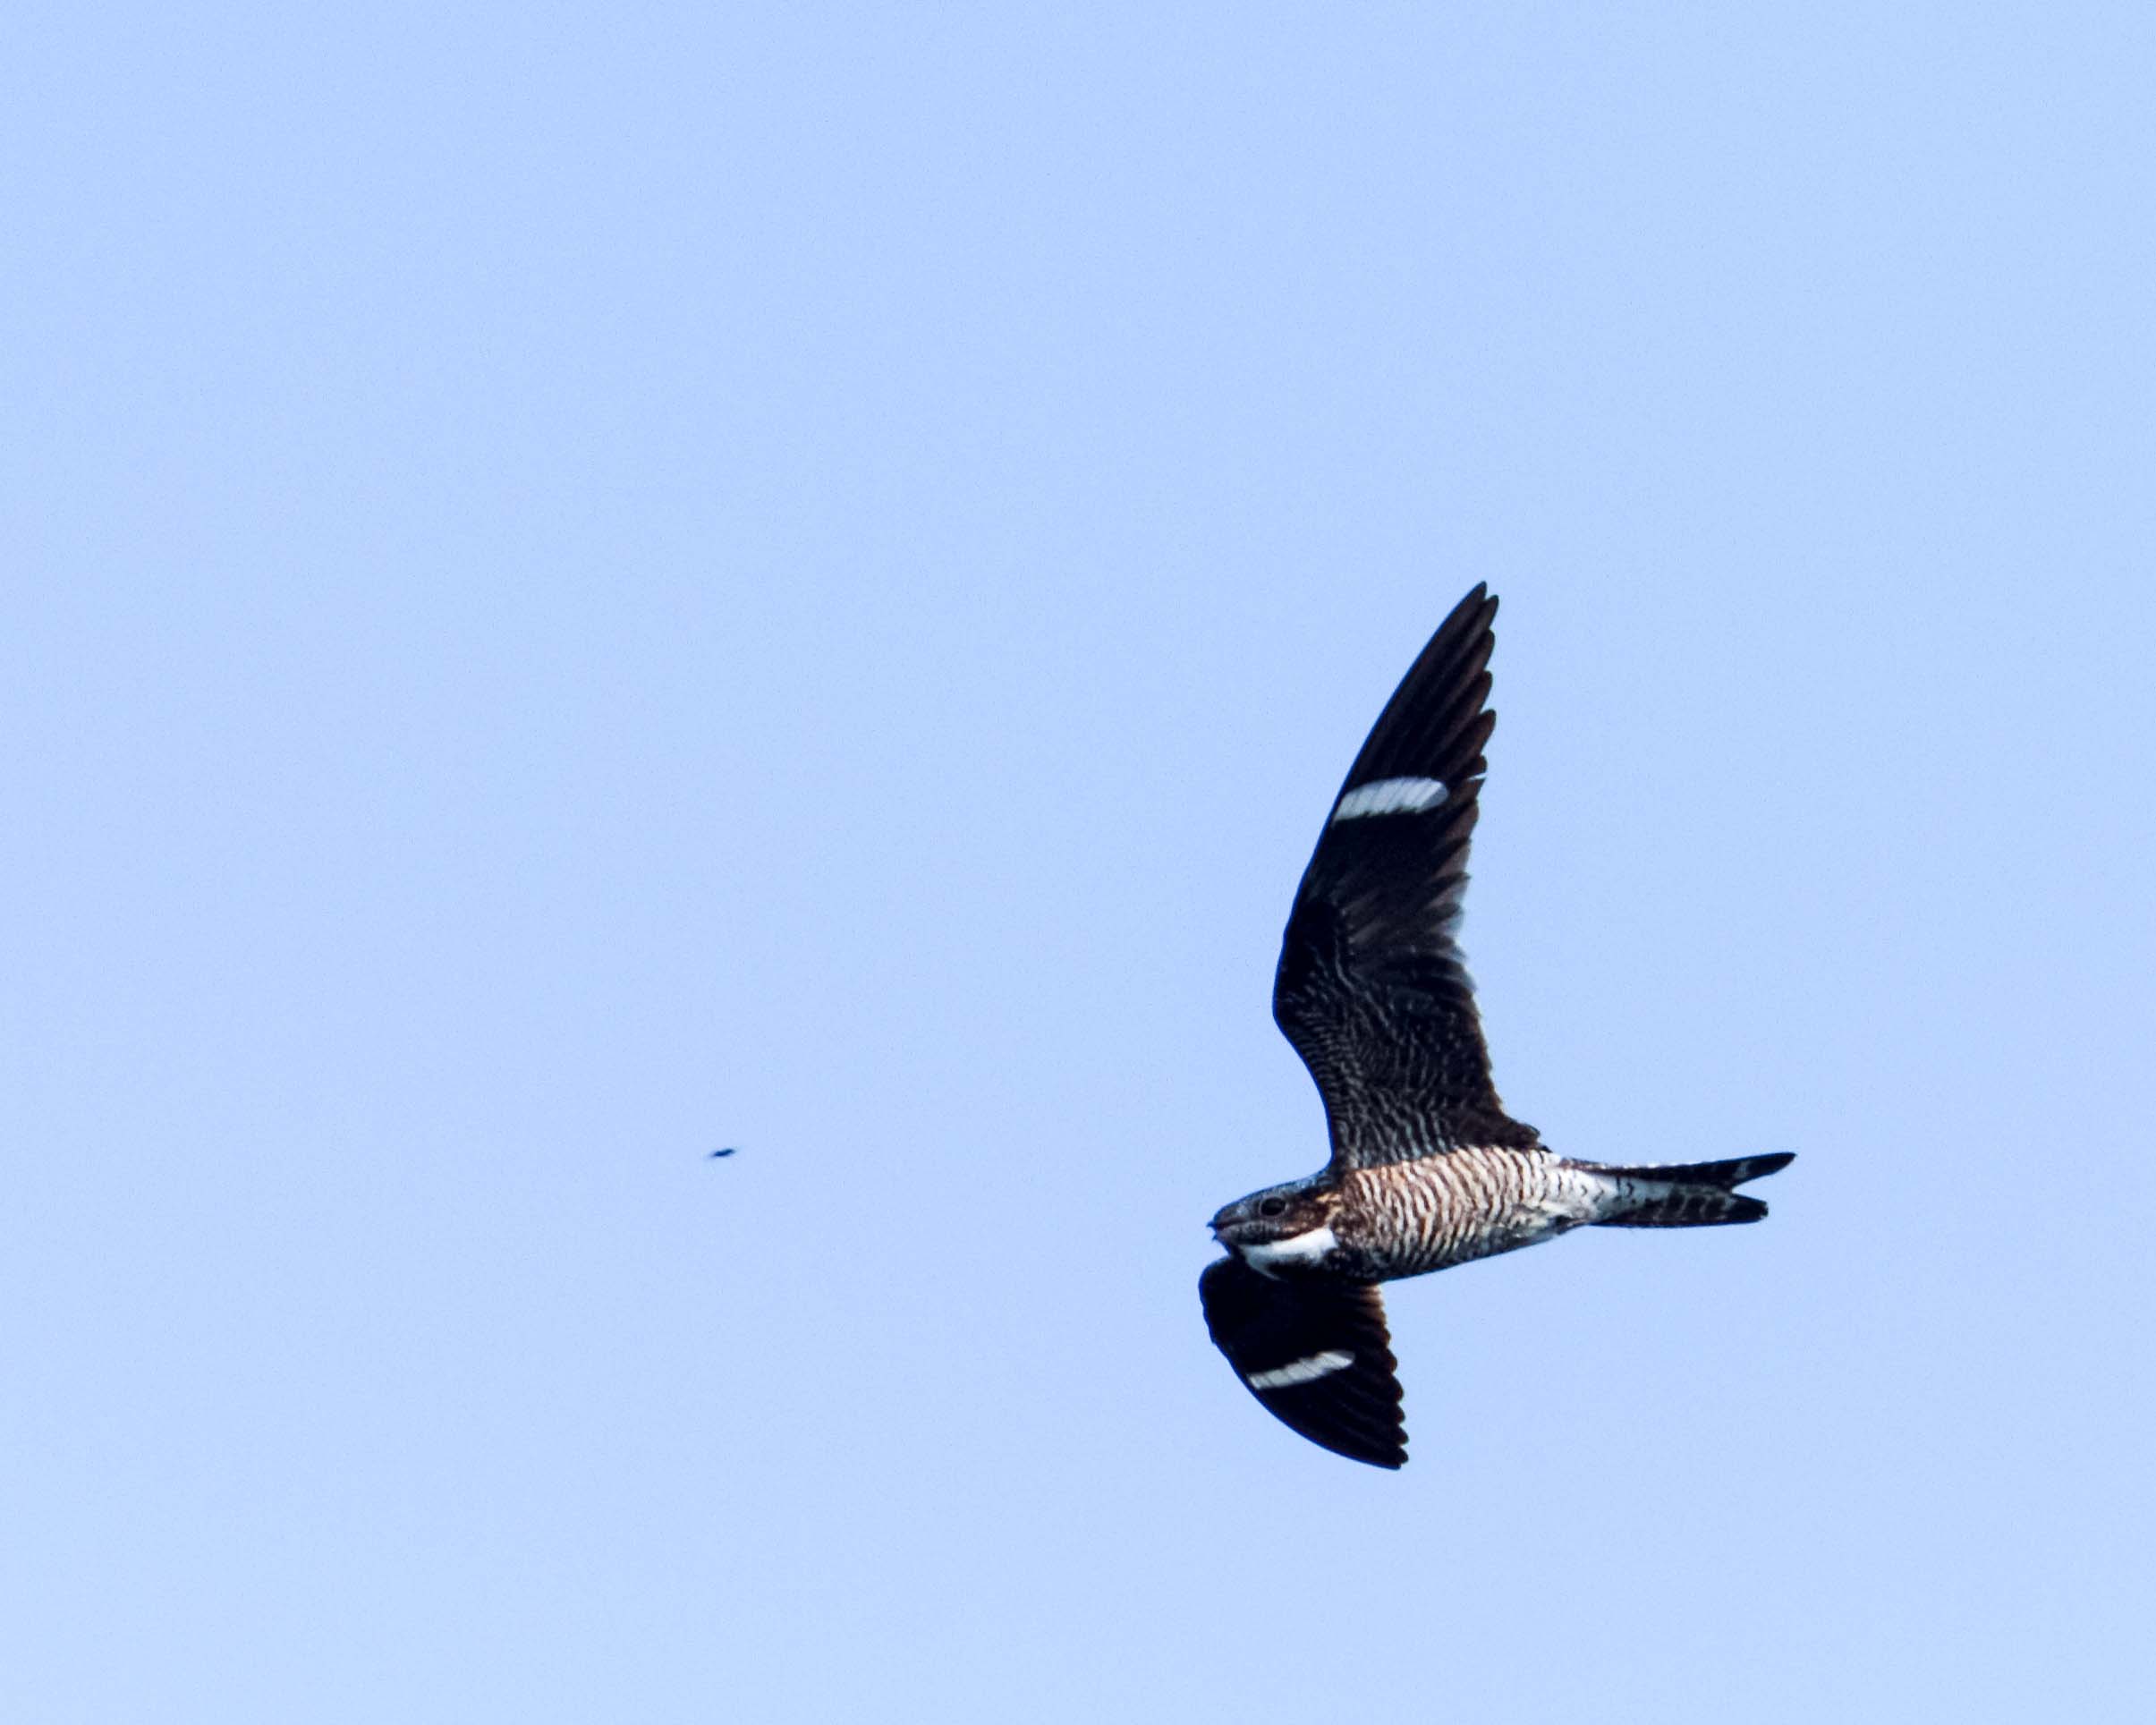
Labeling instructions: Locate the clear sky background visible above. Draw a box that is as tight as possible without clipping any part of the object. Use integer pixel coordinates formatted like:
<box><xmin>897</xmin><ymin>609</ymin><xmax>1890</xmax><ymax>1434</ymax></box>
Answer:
<box><xmin>6</xmin><ymin>4</ymin><xmax>2153</xmax><ymax>1721</ymax></box>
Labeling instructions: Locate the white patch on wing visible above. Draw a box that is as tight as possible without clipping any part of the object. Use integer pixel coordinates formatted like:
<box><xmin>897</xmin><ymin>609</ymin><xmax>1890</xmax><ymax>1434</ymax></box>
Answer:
<box><xmin>1331</xmin><ymin>777</ymin><xmax>1448</xmax><ymax>822</ymax></box>
<box><xmin>1241</xmin><ymin>1225</ymin><xmax>1337</xmax><ymax>1275</ymax></box>
<box><xmin>1247</xmin><ymin>1350</ymin><xmax>1355</xmax><ymax>1392</ymax></box>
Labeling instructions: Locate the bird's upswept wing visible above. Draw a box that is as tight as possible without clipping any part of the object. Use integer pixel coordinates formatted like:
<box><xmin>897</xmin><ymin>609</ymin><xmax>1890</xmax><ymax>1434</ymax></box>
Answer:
<box><xmin>1198</xmin><ymin>1256</ymin><xmax>1405</xmax><ymax>1468</ymax></box>
<box><xmin>1271</xmin><ymin>584</ymin><xmax>1537</xmax><ymax>1169</ymax></box>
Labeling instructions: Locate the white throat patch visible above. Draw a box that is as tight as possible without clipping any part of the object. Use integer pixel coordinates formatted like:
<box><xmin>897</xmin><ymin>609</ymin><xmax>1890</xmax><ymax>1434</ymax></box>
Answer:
<box><xmin>1241</xmin><ymin>1224</ymin><xmax>1338</xmax><ymax>1277</ymax></box>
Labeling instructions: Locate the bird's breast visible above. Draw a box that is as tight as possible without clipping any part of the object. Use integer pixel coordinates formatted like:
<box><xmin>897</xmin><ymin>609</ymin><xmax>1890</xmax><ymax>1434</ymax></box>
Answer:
<box><xmin>1336</xmin><ymin>1149</ymin><xmax>1588</xmax><ymax>1278</ymax></box>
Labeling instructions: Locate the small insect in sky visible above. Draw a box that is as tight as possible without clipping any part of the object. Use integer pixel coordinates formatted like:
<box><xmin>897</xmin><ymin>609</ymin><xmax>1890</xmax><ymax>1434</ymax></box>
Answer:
<box><xmin>709</xmin><ymin>1147</ymin><xmax>738</xmax><ymax>1159</ymax></box>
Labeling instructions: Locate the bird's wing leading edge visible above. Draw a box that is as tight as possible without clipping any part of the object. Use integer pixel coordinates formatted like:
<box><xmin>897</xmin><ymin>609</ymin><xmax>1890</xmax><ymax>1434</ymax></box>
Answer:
<box><xmin>1199</xmin><ymin>1256</ymin><xmax>1406</xmax><ymax>1468</ymax></box>
<box><xmin>1271</xmin><ymin>583</ymin><xmax>1537</xmax><ymax>1169</ymax></box>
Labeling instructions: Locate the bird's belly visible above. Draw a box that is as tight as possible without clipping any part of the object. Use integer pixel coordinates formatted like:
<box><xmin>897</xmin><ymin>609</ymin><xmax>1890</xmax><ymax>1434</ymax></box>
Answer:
<box><xmin>1337</xmin><ymin>1152</ymin><xmax>1603</xmax><ymax>1279</ymax></box>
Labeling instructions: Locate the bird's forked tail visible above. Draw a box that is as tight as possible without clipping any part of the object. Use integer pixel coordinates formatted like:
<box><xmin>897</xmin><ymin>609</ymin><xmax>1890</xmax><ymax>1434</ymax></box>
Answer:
<box><xmin>1591</xmin><ymin>1152</ymin><xmax>1795</xmax><ymax>1228</ymax></box>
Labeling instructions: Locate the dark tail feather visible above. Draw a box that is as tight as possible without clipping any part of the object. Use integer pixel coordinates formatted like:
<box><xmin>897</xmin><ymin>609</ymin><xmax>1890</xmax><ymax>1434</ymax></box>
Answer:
<box><xmin>1592</xmin><ymin>1151</ymin><xmax>1795</xmax><ymax>1228</ymax></box>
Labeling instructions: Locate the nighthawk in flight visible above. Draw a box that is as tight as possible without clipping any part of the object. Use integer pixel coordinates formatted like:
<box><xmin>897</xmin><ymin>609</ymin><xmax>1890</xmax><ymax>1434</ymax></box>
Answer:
<box><xmin>1200</xmin><ymin>586</ymin><xmax>1792</xmax><ymax>1467</ymax></box>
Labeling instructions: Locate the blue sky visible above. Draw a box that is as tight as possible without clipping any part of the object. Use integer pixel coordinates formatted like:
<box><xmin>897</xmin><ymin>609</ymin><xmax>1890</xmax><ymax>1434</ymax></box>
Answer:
<box><xmin>5</xmin><ymin>4</ymin><xmax>2153</xmax><ymax>1720</ymax></box>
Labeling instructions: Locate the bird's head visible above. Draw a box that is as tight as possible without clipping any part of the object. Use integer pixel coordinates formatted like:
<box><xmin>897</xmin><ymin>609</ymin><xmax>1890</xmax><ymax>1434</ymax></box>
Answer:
<box><xmin>1210</xmin><ymin>1180</ymin><xmax>1333</xmax><ymax>1249</ymax></box>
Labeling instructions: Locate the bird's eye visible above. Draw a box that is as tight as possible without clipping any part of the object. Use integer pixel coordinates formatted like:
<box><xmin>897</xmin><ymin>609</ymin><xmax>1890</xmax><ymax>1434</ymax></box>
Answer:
<box><xmin>1259</xmin><ymin>1197</ymin><xmax>1288</xmax><ymax>1219</ymax></box>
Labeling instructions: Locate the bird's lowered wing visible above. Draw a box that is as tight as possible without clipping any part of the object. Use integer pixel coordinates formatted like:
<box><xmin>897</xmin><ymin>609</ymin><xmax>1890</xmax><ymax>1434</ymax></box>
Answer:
<box><xmin>1271</xmin><ymin>583</ymin><xmax>1537</xmax><ymax>1170</ymax></box>
<box><xmin>1199</xmin><ymin>1256</ymin><xmax>1405</xmax><ymax>1468</ymax></box>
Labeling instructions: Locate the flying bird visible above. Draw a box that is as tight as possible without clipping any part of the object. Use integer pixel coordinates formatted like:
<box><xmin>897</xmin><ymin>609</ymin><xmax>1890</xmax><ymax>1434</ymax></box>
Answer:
<box><xmin>1201</xmin><ymin>586</ymin><xmax>1791</xmax><ymax>1467</ymax></box>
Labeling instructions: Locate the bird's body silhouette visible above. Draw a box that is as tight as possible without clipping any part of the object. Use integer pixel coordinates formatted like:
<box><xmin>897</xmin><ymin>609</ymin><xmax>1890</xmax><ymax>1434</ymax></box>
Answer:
<box><xmin>1200</xmin><ymin>586</ymin><xmax>1791</xmax><ymax>1467</ymax></box>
